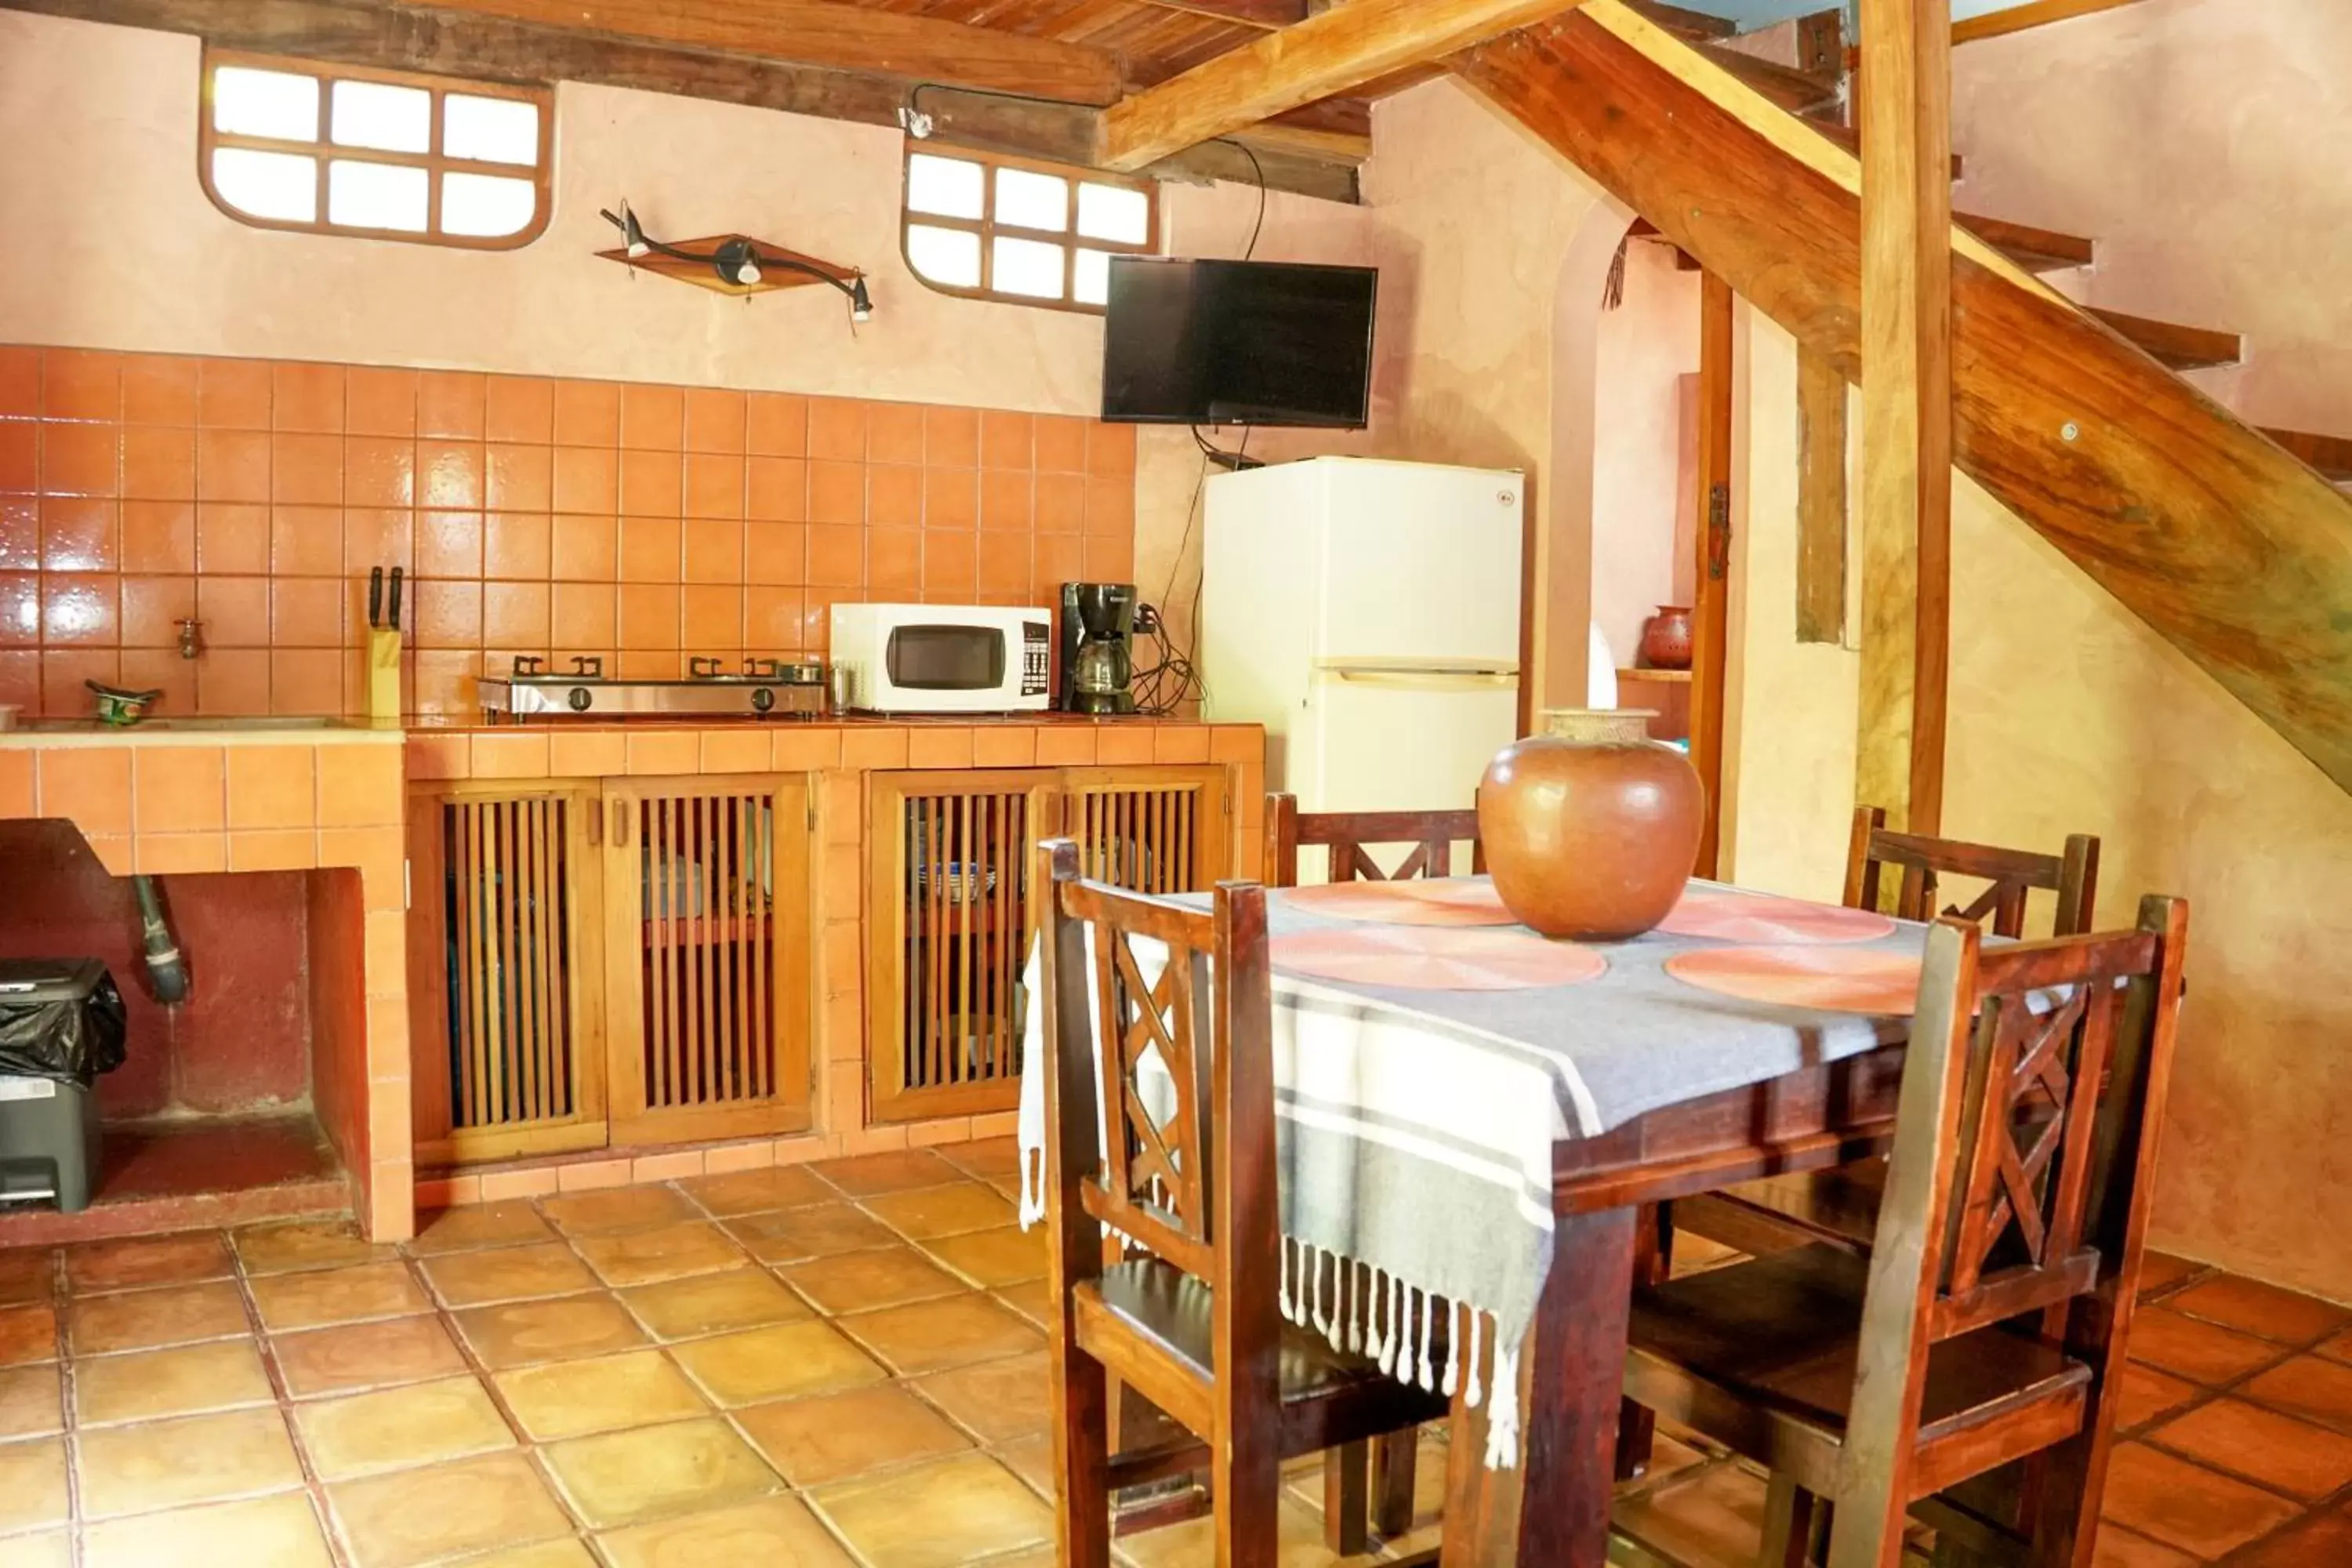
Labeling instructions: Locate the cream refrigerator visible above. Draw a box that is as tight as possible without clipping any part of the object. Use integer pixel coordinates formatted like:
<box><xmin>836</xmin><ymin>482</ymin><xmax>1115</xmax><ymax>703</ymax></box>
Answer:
<box><xmin>1201</xmin><ymin>456</ymin><xmax>1524</xmax><ymax>813</ymax></box>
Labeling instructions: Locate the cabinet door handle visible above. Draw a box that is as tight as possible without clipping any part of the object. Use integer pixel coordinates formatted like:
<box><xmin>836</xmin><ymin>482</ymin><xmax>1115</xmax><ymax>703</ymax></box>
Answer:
<box><xmin>585</xmin><ymin>800</ymin><xmax>601</xmax><ymax>846</ymax></box>
<box><xmin>613</xmin><ymin>800</ymin><xmax>632</xmax><ymax>847</ymax></box>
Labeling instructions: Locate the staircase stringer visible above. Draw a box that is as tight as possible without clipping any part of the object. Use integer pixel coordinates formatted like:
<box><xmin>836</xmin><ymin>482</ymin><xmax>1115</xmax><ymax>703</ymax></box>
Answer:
<box><xmin>1455</xmin><ymin>0</ymin><xmax>2352</xmax><ymax>795</ymax></box>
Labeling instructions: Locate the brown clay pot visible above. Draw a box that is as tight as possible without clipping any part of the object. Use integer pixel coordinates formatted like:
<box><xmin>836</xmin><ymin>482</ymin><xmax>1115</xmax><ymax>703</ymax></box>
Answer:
<box><xmin>1477</xmin><ymin>709</ymin><xmax>1705</xmax><ymax>941</ymax></box>
<box><xmin>1639</xmin><ymin>605</ymin><xmax>1695</xmax><ymax>671</ymax></box>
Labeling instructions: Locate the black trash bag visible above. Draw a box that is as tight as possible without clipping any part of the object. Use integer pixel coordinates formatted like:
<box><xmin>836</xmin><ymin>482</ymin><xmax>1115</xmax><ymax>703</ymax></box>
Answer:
<box><xmin>0</xmin><ymin>960</ymin><xmax>128</xmax><ymax>1087</ymax></box>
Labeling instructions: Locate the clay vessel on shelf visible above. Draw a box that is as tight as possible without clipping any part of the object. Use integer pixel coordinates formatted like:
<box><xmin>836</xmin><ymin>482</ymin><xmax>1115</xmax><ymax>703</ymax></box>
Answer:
<box><xmin>1638</xmin><ymin>605</ymin><xmax>1694</xmax><ymax>671</ymax></box>
<box><xmin>1477</xmin><ymin>708</ymin><xmax>1704</xmax><ymax>941</ymax></box>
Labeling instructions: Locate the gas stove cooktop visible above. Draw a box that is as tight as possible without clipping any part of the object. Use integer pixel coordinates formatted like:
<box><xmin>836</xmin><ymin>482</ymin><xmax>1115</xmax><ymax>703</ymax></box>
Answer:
<box><xmin>480</xmin><ymin>656</ymin><xmax>830</xmax><ymax>720</ymax></box>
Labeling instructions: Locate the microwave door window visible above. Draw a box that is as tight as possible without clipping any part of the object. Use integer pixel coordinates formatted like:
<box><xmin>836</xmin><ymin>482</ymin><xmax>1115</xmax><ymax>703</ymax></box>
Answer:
<box><xmin>887</xmin><ymin>626</ymin><xmax>1007</xmax><ymax>690</ymax></box>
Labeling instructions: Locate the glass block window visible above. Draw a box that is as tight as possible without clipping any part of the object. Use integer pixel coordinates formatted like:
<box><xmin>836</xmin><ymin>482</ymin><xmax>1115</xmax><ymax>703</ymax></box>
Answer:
<box><xmin>902</xmin><ymin>147</ymin><xmax>1157</xmax><ymax>313</ymax></box>
<box><xmin>201</xmin><ymin>51</ymin><xmax>551</xmax><ymax>249</ymax></box>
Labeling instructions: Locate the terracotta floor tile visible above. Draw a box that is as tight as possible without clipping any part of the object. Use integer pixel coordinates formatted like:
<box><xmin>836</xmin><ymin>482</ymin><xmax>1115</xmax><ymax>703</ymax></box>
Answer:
<box><xmin>456</xmin><ymin>1294</ymin><xmax>649</xmax><ymax>1370</ymax></box>
<box><xmin>249</xmin><ymin>1261</ymin><xmax>428</xmax><ymax>1332</ymax></box>
<box><xmin>811</xmin><ymin>1149</ymin><xmax>964</xmax><ymax>1199</ymax></box>
<box><xmin>670</xmin><ymin>1319</ymin><xmax>889</xmax><ymax>1407</ymax></box>
<box><xmin>679</xmin><ymin>1166</ymin><xmax>834</xmax><ymax>1218</ymax></box>
<box><xmin>0</xmin><ymin>1530</ymin><xmax>69</xmax><ymax>1568</ymax></box>
<box><xmin>0</xmin><ymin>1436</ymin><xmax>68</xmax><ymax>1534</ymax></box>
<box><xmin>839</xmin><ymin>1293</ymin><xmax>1044</xmax><ymax>1377</ymax></box>
<box><xmin>0</xmin><ymin>1301</ymin><xmax>56</xmax><ymax>1366</ymax></box>
<box><xmin>495</xmin><ymin>1348</ymin><xmax>710</xmax><ymax>1440</ymax></box>
<box><xmin>1124</xmin><ymin>1496</ymin><xmax>1345</xmax><ymax>1568</ymax></box>
<box><xmin>993</xmin><ymin>1435</ymin><xmax>1057</xmax><ymax>1500</ymax></box>
<box><xmin>2135</xmin><ymin>1252</ymin><xmax>2205</xmax><ymax>1301</ymax></box>
<box><xmin>446</xmin><ymin>1544</ymin><xmax>600</xmax><ymax>1568</ymax></box>
<box><xmin>2127</xmin><ymin>1307</ymin><xmax>2288</xmax><ymax>1386</ymax></box>
<box><xmin>272</xmin><ymin>1315</ymin><xmax>470</xmax><ymax>1399</ymax></box>
<box><xmin>2096</xmin><ymin>1442</ymin><xmax>2301</xmax><ymax>1559</ymax></box>
<box><xmin>541</xmin><ymin>1185</ymin><xmax>699</xmax><ymax>1237</ymax></box>
<box><xmin>328</xmin><ymin>1451</ymin><xmax>574</xmax><ymax>1568</ymax></box>
<box><xmin>0</xmin><ymin>1248</ymin><xmax>53</xmax><ymax>1306</ymax></box>
<box><xmin>1609</xmin><ymin>1457</ymin><xmax>1767</xmax><ymax>1568</ymax></box>
<box><xmin>540</xmin><ymin>1417</ymin><xmax>782</xmax><ymax>1529</ymax></box>
<box><xmin>726</xmin><ymin>1203</ymin><xmax>897</xmax><ymax>1264</ymax></box>
<box><xmin>911</xmin><ymin>1349</ymin><xmax>1051</xmax><ymax>1446</ymax></box>
<box><xmin>81</xmin><ymin>1492</ymin><xmax>336</xmax><ymax>1568</ymax></box>
<box><xmin>419</xmin><ymin>1242</ymin><xmax>599</xmax><ymax>1308</ymax></box>
<box><xmin>66</xmin><ymin>1232</ymin><xmax>235</xmax><ymax>1294</ymax></box>
<box><xmin>922</xmin><ymin>1225</ymin><xmax>1048</xmax><ymax>1289</ymax></box>
<box><xmin>0</xmin><ymin>1362</ymin><xmax>60</xmax><ymax>1441</ymax></box>
<box><xmin>2220</xmin><ymin>1508</ymin><xmax>2352</xmax><ymax>1566</ymax></box>
<box><xmin>2088</xmin><ymin>1524</ymin><xmax>2198</xmax><ymax>1567</ymax></box>
<box><xmin>598</xmin><ymin>1496</ymin><xmax>858</xmax><ymax>1568</ymax></box>
<box><xmin>2165</xmin><ymin>1274</ymin><xmax>2350</xmax><ymax>1347</ymax></box>
<box><xmin>782</xmin><ymin>1244</ymin><xmax>967</xmax><ymax>1314</ymax></box>
<box><xmin>405</xmin><ymin>1201</ymin><xmax>554</xmax><ymax>1255</ymax></box>
<box><xmin>75</xmin><ymin>1338</ymin><xmax>274</xmax><ymax>1426</ymax></box>
<box><xmin>811</xmin><ymin>1452</ymin><xmax>1053</xmax><ymax>1568</ymax></box>
<box><xmin>1668</xmin><ymin>1232</ymin><xmax>1748</xmax><ymax>1279</ymax></box>
<box><xmin>572</xmin><ymin>1221</ymin><xmax>746</xmax><ymax>1288</ymax></box>
<box><xmin>2147</xmin><ymin>1396</ymin><xmax>2352</xmax><ymax>1500</ymax></box>
<box><xmin>2240</xmin><ymin>1354</ymin><xmax>2352</xmax><ymax>1435</ymax></box>
<box><xmin>293</xmin><ymin>1375</ymin><xmax>516</xmax><ymax>1481</ymax></box>
<box><xmin>735</xmin><ymin>1384</ymin><xmax>972</xmax><ymax>1486</ymax></box>
<box><xmin>938</xmin><ymin>1136</ymin><xmax>1023</xmax><ymax>1182</ymax></box>
<box><xmin>2321</xmin><ymin>1327</ymin><xmax>2352</xmax><ymax>1366</ymax></box>
<box><xmin>619</xmin><ymin>1267</ymin><xmax>810</xmax><ymax>1340</ymax></box>
<box><xmin>234</xmin><ymin>1220</ymin><xmax>395</xmax><ymax>1276</ymax></box>
<box><xmin>861</xmin><ymin>1181</ymin><xmax>1018</xmax><ymax>1241</ymax></box>
<box><xmin>2114</xmin><ymin>1362</ymin><xmax>2205</xmax><ymax>1430</ymax></box>
<box><xmin>68</xmin><ymin>1280</ymin><xmax>248</xmax><ymax>1354</ymax></box>
<box><xmin>993</xmin><ymin>1278</ymin><xmax>1054</xmax><ymax>1330</ymax></box>
<box><xmin>75</xmin><ymin>1406</ymin><xmax>306</xmax><ymax>1519</ymax></box>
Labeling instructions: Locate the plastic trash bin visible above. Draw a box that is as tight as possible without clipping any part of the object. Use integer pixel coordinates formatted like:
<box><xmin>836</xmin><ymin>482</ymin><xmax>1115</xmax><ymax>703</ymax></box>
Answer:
<box><xmin>0</xmin><ymin>959</ymin><xmax>126</xmax><ymax>1214</ymax></box>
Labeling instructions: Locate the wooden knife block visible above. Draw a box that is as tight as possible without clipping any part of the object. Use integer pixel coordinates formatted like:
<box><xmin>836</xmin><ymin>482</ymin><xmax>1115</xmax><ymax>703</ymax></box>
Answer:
<box><xmin>367</xmin><ymin>628</ymin><xmax>402</xmax><ymax>721</ymax></box>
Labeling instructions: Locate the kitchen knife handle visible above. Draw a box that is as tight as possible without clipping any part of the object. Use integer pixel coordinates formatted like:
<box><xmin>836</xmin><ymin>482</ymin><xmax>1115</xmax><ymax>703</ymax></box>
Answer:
<box><xmin>386</xmin><ymin>567</ymin><xmax>404</xmax><ymax>630</ymax></box>
<box><xmin>367</xmin><ymin>566</ymin><xmax>383</xmax><ymax>630</ymax></box>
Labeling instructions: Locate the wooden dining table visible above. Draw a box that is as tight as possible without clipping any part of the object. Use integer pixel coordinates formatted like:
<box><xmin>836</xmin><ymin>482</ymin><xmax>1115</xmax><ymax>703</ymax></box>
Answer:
<box><xmin>1018</xmin><ymin>874</ymin><xmax>1941</xmax><ymax>1566</ymax></box>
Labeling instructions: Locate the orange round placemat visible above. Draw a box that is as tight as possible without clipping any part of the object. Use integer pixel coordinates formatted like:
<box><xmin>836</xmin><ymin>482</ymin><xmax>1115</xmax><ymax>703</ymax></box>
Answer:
<box><xmin>1664</xmin><ymin>944</ymin><xmax>1922</xmax><ymax>1015</ymax></box>
<box><xmin>1659</xmin><ymin>887</ymin><xmax>1897</xmax><ymax>945</ymax></box>
<box><xmin>1272</xmin><ymin>925</ymin><xmax>1606</xmax><ymax>992</ymax></box>
<box><xmin>1283</xmin><ymin>879</ymin><xmax>1516</xmax><ymax>927</ymax></box>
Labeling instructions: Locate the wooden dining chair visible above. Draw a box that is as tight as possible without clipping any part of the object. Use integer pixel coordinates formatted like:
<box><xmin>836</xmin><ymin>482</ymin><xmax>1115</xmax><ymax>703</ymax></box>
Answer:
<box><xmin>1676</xmin><ymin>808</ymin><xmax>2106</xmax><ymax>1261</ymax></box>
<box><xmin>1261</xmin><ymin>791</ymin><xmax>1479</xmax><ymax>1539</ymax></box>
<box><xmin>1264</xmin><ymin>793</ymin><xmax>1483</xmax><ymax>888</ymax></box>
<box><xmin>1621</xmin><ymin>895</ymin><xmax>2190</xmax><ymax>1568</ymax></box>
<box><xmin>1036</xmin><ymin>837</ymin><xmax>1449</xmax><ymax>1566</ymax></box>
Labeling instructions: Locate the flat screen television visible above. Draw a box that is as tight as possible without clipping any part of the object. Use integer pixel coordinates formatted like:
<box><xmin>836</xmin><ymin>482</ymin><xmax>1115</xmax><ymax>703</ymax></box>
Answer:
<box><xmin>1100</xmin><ymin>257</ymin><xmax>1377</xmax><ymax>429</ymax></box>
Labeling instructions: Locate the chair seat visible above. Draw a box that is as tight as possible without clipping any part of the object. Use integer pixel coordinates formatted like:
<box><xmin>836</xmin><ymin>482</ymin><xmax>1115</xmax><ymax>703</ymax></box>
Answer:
<box><xmin>1076</xmin><ymin>1258</ymin><xmax>1450</xmax><ymax>1457</ymax></box>
<box><xmin>1625</xmin><ymin>1245</ymin><xmax>2092</xmax><ymax>1501</ymax></box>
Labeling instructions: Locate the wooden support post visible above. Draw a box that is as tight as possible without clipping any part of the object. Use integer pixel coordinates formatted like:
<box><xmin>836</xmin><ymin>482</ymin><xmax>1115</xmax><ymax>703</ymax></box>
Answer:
<box><xmin>1689</xmin><ymin>271</ymin><xmax>1734</xmax><ymax>879</ymax></box>
<box><xmin>1795</xmin><ymin>345</ymin><xmax>1849</xmax><ymax>645</ymax></box>
<box><xmin>1855</xmin><ymin>0</ymin><xmax>1953</xmax><ymax>836</ymax></box>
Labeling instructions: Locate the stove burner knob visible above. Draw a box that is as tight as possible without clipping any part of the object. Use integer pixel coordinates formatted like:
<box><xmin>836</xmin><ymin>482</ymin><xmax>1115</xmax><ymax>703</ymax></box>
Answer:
<box><xmin>752</xmin><ymin>687</ymin><xmax>775</xmax><ymax>713</ymax></box>
<box><xmin>567</xmin><ymin>686</ymin><xmax>593</xmax><ymax>713</ymax></box>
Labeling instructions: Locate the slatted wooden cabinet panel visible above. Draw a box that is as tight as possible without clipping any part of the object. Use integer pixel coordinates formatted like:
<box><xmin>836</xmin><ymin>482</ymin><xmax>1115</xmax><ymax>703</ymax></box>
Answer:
<box><xmin>406</xmin><ymin>782</ymin><xmax>608</xmax><ymax>1167</ymax></box>
<box><xmin>868</xmin><ymin>764</ymin><xmax>1231</xmax><ymax>1124</ymax></box>
<box><xmin>603</xmin><ymin>775</ymin><xmax>816</xmax><ymax>1146</ymax></box>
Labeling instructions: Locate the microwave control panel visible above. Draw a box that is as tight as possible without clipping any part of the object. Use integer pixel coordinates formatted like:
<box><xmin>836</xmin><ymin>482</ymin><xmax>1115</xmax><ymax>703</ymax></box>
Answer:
<box><xmin>1022</xmin><ymin>621</ymin><xmax>1051</xmax><ymax>696</ymax></box>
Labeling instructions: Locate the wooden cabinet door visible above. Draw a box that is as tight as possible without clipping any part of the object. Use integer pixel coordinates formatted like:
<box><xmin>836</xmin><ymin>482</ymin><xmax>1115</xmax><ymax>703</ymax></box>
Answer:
<box><xmin>867</xmin><ymin>770</ymin><xmax>1054</xmax><ymax>1125</ymax></box>
<box><xmin>407</xmin><ymin>781</ymin><xmax>608</xmax><ymax>1167</ymax></box>
<box><xmin>601</xmin><ymin>774</ymin><xmax>814</xmax><ymax>1147</ymax></box>
<box><xmin>1058</xmin><ymin>764</ymin><xmax>1232</xmax><ymax>893</ymax></box>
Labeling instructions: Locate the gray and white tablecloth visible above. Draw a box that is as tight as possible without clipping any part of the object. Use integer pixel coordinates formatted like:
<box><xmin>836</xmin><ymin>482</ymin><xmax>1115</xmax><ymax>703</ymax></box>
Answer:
<box><xmin>1016</xmin><ymin>878</ymin><xmax>1931</xmax><ymax>1467</ymax></box>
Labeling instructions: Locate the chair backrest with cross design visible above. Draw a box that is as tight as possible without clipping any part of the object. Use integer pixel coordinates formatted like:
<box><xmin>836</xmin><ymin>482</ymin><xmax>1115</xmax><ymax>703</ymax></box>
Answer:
<box><xmin>1263</xmin><ymin>793</ymin><xmax>1484</xmax><ymax>889</ymax></box>
<box><xmin>1845</xmin><ymin>804</ymin><xmax>2101</xmax><ymax>938</ymax></box>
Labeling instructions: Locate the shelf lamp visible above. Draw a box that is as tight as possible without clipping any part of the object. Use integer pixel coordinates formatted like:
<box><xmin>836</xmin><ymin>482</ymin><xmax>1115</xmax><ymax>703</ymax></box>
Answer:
<box><xmin>597</xmin><ymin>206</ymin><xmax>871</xmax><ymax>321</ymax></box>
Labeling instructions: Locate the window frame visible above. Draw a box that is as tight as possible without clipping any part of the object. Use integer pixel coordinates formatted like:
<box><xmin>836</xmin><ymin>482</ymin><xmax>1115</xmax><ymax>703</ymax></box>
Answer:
<box><xmin>198</xmin><ymin>49</ymin><xmax>554</xmax><ymax>251</ymax></box>
<box><xmin>899</xmin><ymin>144</ymin><xmax>1159</xmax><ymax>315</ymax></box>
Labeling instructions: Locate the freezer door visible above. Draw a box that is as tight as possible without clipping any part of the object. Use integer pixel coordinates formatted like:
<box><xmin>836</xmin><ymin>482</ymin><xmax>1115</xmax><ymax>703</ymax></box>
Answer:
<box><xmin>1315</xmin><ymin>463</ymin><xmax>1525</xmax><ymax>665</ymax></box>
<box><xmin>1294</xmin><ymin>663</ymin><xmax>1520</xmax><ymax>814</ymax></box>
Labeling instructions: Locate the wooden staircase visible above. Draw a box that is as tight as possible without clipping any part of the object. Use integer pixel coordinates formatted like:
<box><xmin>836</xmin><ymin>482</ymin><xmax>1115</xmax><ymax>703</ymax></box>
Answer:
<box><xmin>1457</xmin><ymin>0</ymin><xmax>2352</xmax><ymax>793</ymax></box>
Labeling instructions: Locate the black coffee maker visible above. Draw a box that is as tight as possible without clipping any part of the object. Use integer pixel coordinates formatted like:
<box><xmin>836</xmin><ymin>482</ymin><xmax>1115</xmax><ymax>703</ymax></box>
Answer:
<box><xmin>1059</xmin><ymin>583</ymin><xmax>1138</xmax><ymax>714</ymax></box>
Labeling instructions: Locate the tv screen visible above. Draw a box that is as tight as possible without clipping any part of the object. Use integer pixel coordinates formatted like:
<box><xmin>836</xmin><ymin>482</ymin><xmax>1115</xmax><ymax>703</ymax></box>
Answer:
<box><xmin>1100</xmin><ymin>257</ymin><xmax>1377</xmax><ymax>429</ymax></box>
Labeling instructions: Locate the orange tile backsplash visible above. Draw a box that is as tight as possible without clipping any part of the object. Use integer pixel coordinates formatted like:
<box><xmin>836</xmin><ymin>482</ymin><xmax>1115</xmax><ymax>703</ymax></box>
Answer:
<box><xmin>0</xmin><ymin>346</ymin><xmax>1140</xmax><ymax>719</ymax></box>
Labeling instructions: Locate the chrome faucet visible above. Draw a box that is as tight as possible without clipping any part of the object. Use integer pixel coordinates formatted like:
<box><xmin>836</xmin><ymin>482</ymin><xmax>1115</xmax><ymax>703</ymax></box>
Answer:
<box><xmin>176</xmin><ymin>618</ymin><xmax>205</xmax><ymax>659</ymax></box>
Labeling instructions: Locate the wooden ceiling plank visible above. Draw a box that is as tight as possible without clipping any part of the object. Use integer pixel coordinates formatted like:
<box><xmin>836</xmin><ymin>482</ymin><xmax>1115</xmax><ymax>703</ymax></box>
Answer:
<box><xmin>1096</xmin><ymin>0</ymin><xmax>1589</xmax><ymax>170</ymax></box>
<box><xmin>408</xmin><ymin>0</ymin><xmax>1124</xmax><ymax>106</ymax></box>
<box><xmin>1135</xmin><ymin>0</ymin><xmax>1307</xmax><ymax>29</ymax></box>
<box><xmin>0</xmin><ymin>0</ymin><xmax>1360</xmax><ymax>200</ymax></box>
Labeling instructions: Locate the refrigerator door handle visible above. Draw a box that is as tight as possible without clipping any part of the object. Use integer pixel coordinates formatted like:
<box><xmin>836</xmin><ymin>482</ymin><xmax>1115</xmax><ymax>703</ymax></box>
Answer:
<box><xmin>1321</xmin><ymin>666</ymin><xmax>1519</xmax><ymax>690</ymax></box>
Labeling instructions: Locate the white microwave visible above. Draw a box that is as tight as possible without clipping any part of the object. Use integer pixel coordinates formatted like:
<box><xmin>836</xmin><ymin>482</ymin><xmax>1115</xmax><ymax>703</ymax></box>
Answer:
<box><xmin>829</xmin><ymin>604</ymin><xmax>1054</xmax><ymax>713</ymax></box>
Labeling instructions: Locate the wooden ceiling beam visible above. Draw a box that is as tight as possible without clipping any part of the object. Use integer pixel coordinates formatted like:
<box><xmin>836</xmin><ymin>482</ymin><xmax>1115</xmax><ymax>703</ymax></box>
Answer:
<box><xmin>1134</xmin><ymin>0</ymin><xmax>1308</xmax><ymax>30</ymax></box>
<box><xmin>1096</xmin><ymin>0</ymin><xmax>1589</xmax><ymax>170</ymax></box>
<box><xmin>0</xmin><ymin>0</ymin><xmax>1360</xmax><ymax>201</ymax></box>
<box><xmin>406</xmin><ymin>0</ymin><xmax>1123</xmax><ymax>106</ymax></box>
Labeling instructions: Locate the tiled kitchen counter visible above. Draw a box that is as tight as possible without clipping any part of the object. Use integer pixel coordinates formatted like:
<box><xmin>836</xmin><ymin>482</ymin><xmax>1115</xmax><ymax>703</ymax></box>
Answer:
<box><xmin>0</xmin><ymin>723</ymin><xmax>413</xmax><ymax>1240</ymax></box>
